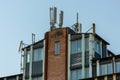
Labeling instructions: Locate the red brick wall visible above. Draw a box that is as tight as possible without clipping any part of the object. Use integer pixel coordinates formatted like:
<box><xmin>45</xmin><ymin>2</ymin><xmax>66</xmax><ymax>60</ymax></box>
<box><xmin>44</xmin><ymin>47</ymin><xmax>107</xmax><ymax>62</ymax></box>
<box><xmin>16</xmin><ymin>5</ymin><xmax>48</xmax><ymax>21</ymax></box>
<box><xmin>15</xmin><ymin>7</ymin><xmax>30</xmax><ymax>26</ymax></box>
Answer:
<box><xmin>45</xmin><ymin>28</ymin><xmax>68</xmax><ymax>80</ymax></box>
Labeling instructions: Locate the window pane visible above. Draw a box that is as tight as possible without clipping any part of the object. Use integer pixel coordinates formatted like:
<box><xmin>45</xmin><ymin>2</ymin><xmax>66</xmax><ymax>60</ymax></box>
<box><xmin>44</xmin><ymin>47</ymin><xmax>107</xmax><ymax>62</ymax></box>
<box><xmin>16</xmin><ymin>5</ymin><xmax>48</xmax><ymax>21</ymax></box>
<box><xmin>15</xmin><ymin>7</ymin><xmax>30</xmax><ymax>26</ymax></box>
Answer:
<box><xmin>38</xmin><ymin>48</ymin><xmax>43</xmax><ymax>60</ymax></box>
<box><xmin>100</xmin><ymin>64</ymin><xmax>106</xmax><ymax>75</ymax></box>
<box><xmin>77</xmin><ymin>40</ymin><xmax>81</xmax><ymax>52</ymax></box>
<box><xmin>85</xmin><ymin>67</ymin><xmax>89</xmax><ymax>78</ymax></box>
<box><xmin>33</xmin><ymin>48</ymin><xmax>43</xmax><ymax>61</ymax></box>
<box><xmin>71</xmin><ymin>41</ymin><xmax>77</xmax><ymax>53</ymax></box>
<box><xmin>116</xmin><ymin>62</ymin><xmax>120</xmax><ymax>73</ymax></box>
<box><xmin>71</xmin><ymin>70</ymin><xmax>77</xmax><ymax>80</ymax></box>
<box><xmin>71</xmin><ymin>69</ymin><xmax>82</xmax><ymax>80</ymax></box>
<box><xmin>85</xmin><ymin>38</ymin><xmax>89</xmax><ymax>51</ymax></box>
<box><xmin>55</xmin><ymin>42</ymin><xmax>60</xmax><ymax>55</ymax></box>
<box><xmin>71</xmin><ymin>39</ymin><xmax>81</xmax><ymax>54</ymax></box>
<box><xmin>94</xmin><ymin>39</ymin><xmax>100</xmax><ymax>54</ymax></box>
<box><xmin>107</xmin><ymin>63</ymin><xmax>113</xmax><ymax>74</ymax></box>
<box><xmin>77</xmin><ymin>69</ymin><xmax>82</xmax><ymax>80</ymax></box>
<box><xmin>26</xmin><ymin>51</ymin><xmax>30</xmax><ymax>63</ymax></box>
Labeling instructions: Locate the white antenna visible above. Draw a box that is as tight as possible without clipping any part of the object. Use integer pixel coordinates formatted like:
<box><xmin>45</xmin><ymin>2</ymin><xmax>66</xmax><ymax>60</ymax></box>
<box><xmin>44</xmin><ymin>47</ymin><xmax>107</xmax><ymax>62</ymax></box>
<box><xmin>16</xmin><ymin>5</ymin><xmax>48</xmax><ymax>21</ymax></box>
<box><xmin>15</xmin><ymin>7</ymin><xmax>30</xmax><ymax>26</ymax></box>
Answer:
<box><xmin>50</xmin><ymin>7</ymin><xmax>57</xmax><ymax>30</ymax></box>
<box><xmin>59</xmin><ymin>11</ymin><xmax>64</xmax><ymax>28</ymax></box>
<box><xmin>18</xmin><ymin>40</ymin><xmax>28</xmax><ymax>73</ymax></box>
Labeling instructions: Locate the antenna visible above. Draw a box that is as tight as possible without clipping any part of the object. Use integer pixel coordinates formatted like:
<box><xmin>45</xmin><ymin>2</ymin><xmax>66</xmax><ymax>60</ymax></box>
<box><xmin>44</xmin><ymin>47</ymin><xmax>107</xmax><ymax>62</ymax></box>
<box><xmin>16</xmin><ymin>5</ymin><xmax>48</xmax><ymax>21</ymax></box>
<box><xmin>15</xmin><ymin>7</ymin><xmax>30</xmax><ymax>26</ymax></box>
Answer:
<box><xmin>50</xmin><ymin>7</ymin><xmax>57</xmax><ymax>30</ymax></box>
<box><xmin>71</xmin><ymin>13</ymin><xmax>82</xmax><ymax>33</ymax></box>
<box><xmin>92</xmin><ymin>23</ymin><xmax>96</xmax><ymax>34</ymax></box>
<box><xmin>18</xmin><ymin>40</ymin><xmax>28</xmax><ymax>72</ymax></box>
<box><xmin>77</xmin><ymin>12</ymin><xmax>78</xmax><ymax>24</ymax></box>
<box><xmin>59</xmin><ymin>11</ymin><xmax>64</xmax><ymax>28</ymax></box>
<box><xmin>18</xmin><ymin>40</ymin><xmax>23</xmax><ymax>53</ymax></box>
<box><xmin>85</xmin><ymin>23</ymin><xmax>96</xmax><ymax>34</ymax></box>
<box><xmin>32</xmin><ymin>33</ymin><xmax>35</xmax><ymax>44</ymax></box>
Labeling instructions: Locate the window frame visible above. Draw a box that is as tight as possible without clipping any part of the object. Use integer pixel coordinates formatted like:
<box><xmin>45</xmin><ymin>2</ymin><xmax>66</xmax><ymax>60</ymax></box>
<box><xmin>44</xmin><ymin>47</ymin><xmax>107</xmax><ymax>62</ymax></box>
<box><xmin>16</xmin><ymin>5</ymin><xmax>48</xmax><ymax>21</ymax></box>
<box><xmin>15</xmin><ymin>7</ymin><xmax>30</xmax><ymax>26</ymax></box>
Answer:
<box><xmin>55</xmin><ymin>41</ymin><xmax>60</xmax><ymax>55</ymax></box>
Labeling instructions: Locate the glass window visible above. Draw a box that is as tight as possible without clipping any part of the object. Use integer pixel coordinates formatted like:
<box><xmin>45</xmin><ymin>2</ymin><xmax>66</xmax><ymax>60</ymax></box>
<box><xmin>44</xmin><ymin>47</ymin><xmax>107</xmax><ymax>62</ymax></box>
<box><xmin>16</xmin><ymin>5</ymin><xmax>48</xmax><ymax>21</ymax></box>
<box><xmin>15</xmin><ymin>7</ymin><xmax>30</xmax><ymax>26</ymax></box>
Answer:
<box><xmin>55</xmin><ymin>42</ymin><xmax>60</xmax><ymax>55</ymax></box>
<box><xmin>71</xmin><ymin>69</ymin><xmax>82</xmax><ymax>80</ymax></box>
<box><xmin>100</xmin><ymin>63</ymin><xmax>113</xmax><ymax>75</ymax></box>
<box><xmin>94</xmin><ymin>39</ymin><xmax>100</xmax><ymax>54</ymax></box>
<box><xmin>33</xmin><ymin>48</ymin><xmax>43</xmax><ymax>62</ymax></box>
<box><xmin>33</xmin><ymin>77</ymin><xmax>42</xmax><ymax>80</ymax></box>
<box><xmin>8</xmin><ymin>77</ymin><xmax>16</xmax><ymax>80</ymax></box>
<box><xmin>26</xmin><ymin>51</ymin><xmax>30</xmax><ymax>63</ymax></box>
<box><xmin>107</xmin><ymin>63</ymin><xmax>113</xmax><ymax>74</ymax></box>
<box><xmin>71</xmin><ymin>39</ymin><xmax>81</xmax><ymax>54</ymax></box>
<box><xmin>100</xmin><ymin>64</ymin><xmax>106</xmax><ymax>75</ymax></box>
<box><xmin>102</xmin><ymin>43</ymin><xmax>107</xmax><ymax>58</ymax></box>
<box><xmin>85</xmin><ymin>38</ymin><xmax>89</xmax><ymax>51</ymax></box>
<box><xmin>85</xmin><ymin>67</ymin><xmax>89</xmax><ymax>78</ymax></box>
<box><xmin>116</xmin><ymin>62</ymin><xmax>120</xmax><ymax>73</ymax></box>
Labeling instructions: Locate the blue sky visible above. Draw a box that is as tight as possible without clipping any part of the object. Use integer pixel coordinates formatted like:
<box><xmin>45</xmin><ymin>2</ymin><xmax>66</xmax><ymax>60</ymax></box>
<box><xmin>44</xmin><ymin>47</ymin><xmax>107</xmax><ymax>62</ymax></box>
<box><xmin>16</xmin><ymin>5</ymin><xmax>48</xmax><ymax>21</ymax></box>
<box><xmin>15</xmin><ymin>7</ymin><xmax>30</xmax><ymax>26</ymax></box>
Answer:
<box><xmin>0</xmin><ymin>0</ymin><xmax>120</xmax><ymax>77</ymax></box>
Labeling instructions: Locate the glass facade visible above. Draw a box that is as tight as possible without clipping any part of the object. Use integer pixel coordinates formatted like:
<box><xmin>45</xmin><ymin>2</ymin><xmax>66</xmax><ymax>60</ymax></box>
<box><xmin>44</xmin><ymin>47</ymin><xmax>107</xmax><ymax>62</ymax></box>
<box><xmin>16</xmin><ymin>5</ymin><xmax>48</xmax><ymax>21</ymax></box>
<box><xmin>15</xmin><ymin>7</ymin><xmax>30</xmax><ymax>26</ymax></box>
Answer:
<box><xmin>71</xmin><ymin>69</ymin><xmax>82</xmax><ymax>80</ymax></box>
<box><xmin>71</xmin><ymin>39</ymin><xmax>81</xmax><ymax>54</ymax></box>
<box><xmin>33</xmin><ymin>48</ymin><xmax>43</xmax><ymax>62</ymax></box>
<box><xmin>55</xmin><ymin>42</ymin><xmax>60</xmax><ymax>55</ymax></box>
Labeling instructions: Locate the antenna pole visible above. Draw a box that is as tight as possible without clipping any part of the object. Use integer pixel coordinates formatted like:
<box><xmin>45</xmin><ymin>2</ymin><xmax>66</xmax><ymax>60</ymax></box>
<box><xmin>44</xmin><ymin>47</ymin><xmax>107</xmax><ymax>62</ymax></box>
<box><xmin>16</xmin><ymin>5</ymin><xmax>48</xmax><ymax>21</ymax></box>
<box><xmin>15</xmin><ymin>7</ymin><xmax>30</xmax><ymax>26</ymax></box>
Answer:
<box><xmin>32</xmin><ymin>33</ymin><xmax>35</xmax><ymax>44</ymax></box>
<box><xmin>77</xmin><ymin>12</ymin><xmax>78</xmax><ymax>24</ymax></box>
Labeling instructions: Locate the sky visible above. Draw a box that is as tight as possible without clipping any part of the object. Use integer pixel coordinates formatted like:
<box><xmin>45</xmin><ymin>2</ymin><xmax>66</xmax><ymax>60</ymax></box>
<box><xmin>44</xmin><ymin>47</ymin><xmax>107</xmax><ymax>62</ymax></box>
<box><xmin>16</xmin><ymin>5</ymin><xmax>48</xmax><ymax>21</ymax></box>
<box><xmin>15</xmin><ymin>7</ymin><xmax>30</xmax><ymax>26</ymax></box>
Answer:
<box><xmin>0</xmin><ymin>0</ymin><xmax>120</xmax><ymax>77</ymax></box>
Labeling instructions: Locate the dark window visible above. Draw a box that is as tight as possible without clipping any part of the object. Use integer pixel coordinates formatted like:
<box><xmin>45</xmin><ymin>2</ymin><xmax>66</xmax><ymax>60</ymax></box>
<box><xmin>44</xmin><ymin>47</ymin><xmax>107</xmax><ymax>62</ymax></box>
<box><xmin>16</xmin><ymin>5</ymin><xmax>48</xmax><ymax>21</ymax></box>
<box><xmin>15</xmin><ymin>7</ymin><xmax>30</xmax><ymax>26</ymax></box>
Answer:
<box><xmin>85</xmin><ymin>38</ymin><xmax>89</xmax><ymax>51</ymax></box>
<box><xmin>85</xmin><ymin>51</ymin><xmax>89</xmax><ymax>65</ymax></box>
<box><xmin>107</xmin><ymin>76</ymin><xmax>113</xmax><ymax>80</ymax></box>
<box><xmin>7</xmin><ymin>77</ymin><xmax>16</xmax><ymax>80</ymax></box>
<box><xmin>92</xmin><ymin>65</ymin><xmax>96</xmax><ymax>77</ymax></box>
<box><xmin>102</xmin><ymin>43</ymin><xmax>107</xmax><ymax>58</ymax></box>
<box><xmin>116</xmin><ymin>74</ymin><xmax>120</xmax><ymax>80</ymax></box>
<box><xmin>55</xmin><ymin>42</ymin><xmax>60</xmax><ymax>55</ymax></box>
<box><xmin>98</xmin><ymin>77</ymin><xmax>104</xmax><ymax>80</ymax></box>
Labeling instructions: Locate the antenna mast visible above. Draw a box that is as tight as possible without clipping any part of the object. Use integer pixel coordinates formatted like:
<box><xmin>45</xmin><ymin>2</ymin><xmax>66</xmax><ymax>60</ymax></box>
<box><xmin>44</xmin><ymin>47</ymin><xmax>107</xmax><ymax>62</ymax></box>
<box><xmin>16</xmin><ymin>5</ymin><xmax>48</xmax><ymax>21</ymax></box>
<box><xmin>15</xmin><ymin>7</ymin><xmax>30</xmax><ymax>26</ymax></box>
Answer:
<box><xmin>72</xmin><ymin>13</ymin><xmax>82</xmax><ymax>33</ymax></box>
<box><xmin>59</xmin><ymin>11</ymin><xmax>64</xmax><ymax>28</ymax></box>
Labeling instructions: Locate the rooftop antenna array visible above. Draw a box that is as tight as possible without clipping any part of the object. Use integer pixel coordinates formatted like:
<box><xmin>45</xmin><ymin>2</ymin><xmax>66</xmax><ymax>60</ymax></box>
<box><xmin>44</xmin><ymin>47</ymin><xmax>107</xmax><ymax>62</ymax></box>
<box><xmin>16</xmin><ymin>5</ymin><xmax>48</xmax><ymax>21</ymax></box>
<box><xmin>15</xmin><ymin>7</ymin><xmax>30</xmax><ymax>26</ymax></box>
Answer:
<box><xmin>50</xmin><ymin>7</ymin><xmax>64</xmax><ymax>30</ymax></box>
<box><xmin>50</xmin><ymin>7</ymin><xmax>57</xmax><ymax>30</ymax></box>
<box><xmin>72</xmin><ymin>13</ymin><xmax>82</xmax><ymax>33</ymax></box>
